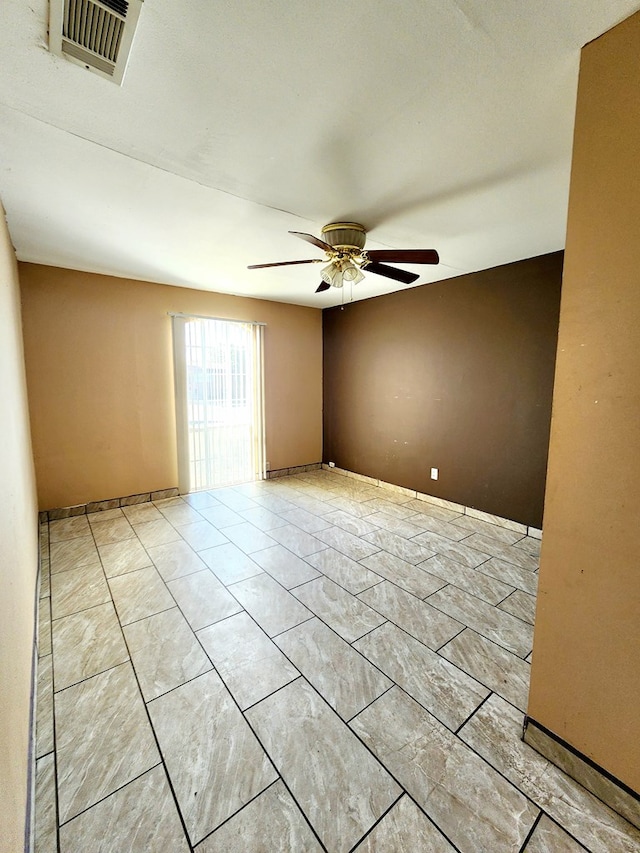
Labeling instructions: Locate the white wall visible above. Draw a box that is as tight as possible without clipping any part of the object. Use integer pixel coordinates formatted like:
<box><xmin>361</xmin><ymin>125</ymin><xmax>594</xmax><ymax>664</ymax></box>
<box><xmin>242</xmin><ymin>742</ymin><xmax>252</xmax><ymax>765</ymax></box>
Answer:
<box><xmin>0</xmin><ymin>200</ymin><xmax>39</xmax><ymax>852</ymax></box>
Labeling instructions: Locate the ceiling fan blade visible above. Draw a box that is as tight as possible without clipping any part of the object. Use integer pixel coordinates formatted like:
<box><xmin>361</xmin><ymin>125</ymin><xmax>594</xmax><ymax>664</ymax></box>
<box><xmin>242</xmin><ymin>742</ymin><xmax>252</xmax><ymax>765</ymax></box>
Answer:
<box><xmin>247</xmin><ymin>259</ymin><xmax>319</xmax><ymax>270</ymax></box>
<box><xmin>362</xmin><ymin>261</ymin><xmax>420</xmax><ymax>284</ymax></box>
<box><xmin>315</xmin><ymin>281</ymin><xmax>331</xmax><ymax>293</ymax></box>
<box><xmin>289</xmin><ymin>231</ymin><xmax>334</xmax><ymax>253</ymax></box>
<box><xmin>367</xmin><ymin>249</ymin><xmax>439</xmax><ymax>265</ymax></box>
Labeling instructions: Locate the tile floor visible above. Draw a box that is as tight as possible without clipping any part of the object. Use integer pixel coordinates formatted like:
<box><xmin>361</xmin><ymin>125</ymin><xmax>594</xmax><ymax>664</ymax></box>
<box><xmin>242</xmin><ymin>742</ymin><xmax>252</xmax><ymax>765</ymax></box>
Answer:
<box><xmin>34</xmin><ymin>471</ymin><xmax>640</xmax><ymax>852</ymax></box>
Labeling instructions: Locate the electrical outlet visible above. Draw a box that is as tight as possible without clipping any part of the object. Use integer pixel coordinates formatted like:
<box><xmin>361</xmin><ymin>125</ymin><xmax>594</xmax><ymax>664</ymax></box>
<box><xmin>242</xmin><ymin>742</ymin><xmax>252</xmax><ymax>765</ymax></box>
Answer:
<box><xmin>328</xmin><ymin>461</ymin><xmax>336</xmax><ymax>468</ymax></box>
<box><xmin>430</xmin><ymin>467</ymin><xmax>439</xmax><ymax>480</ymax></box>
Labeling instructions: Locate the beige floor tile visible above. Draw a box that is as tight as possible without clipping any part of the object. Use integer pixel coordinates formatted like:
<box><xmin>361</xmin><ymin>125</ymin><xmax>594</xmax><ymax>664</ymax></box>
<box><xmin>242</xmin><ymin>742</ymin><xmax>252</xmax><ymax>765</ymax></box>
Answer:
<box><xmin>239</xmin><ymin>505</ymin><xmax>288</xmax><ymax>531</ymax></box>
<box><xmin>52</xmin><ymin>601</ymin><xmax>129</xmax><ymax>691</ymax></box>
<box><xmin>98</xmin><ymin>538</ymin><xmax>153</xmax><ymax>577</ymax></box>
<box><xmin>246</xmin><ymin>678</ymin><xmax>401</xmax><ymax>853</ymax></box>
<box><xmin>276</xmin><ymin>617</ymin><xmax>392</xmax><ymax>720</ymax></box>
<box><xmin>50</xmin><ymin>536</ymin><xmax>100</xmax><ymax>574</ymax></box>
<box><xmin>222</xmin><ymin>521</ymin><xmax>278</xmax><ymax>554</ymax></box>
<box><xmin>439</xmin><ymin>628</ymin><xmax>531</xmax><ymax>712</ymax></box>
<box><xmin>124</xmin><ymin>607</ymin><xmax>212</xmax><ymax>701</ymax></box>
<box><xmin>49</xmin><ymin>515</ymin><xmax>90</xmax><ymax>542</ymax></box>
<box><xmin>55</xmin><ymin>662</ymin><xmax>159</xmax><ymax>823</ymax></box>
<box><xmin>428</xmin><ymin>585</ymin><xmax>534</xmax><ymax>657</ymax></box>
<box><xmin>449</xmin><ymin>514</ymin><xmax>525</xmax><ymax>544</ymax></box>
<box><xmin>315</xmin><ymin>525</ymin><xmax>381</xmax><ymax>561</ymax></box>
<box><xmin>148</xmin><ymin>669</ymin><xmax>277</xmax><ymax>845</ymax></box>
<box><xmin>211</xmin><ymin>488</ymin><xmax>258</xmax><ymax>512</ymax></box>
<box><xmin>499</xmin><ymin>588</ymin><xmax>537</xmax><ymax>624</ymax></box>
<box><xmin>460</xmin><ymin>694</ymin><xmax>640</xmax><ymax>853</ymax></box>
<box><xmin>360</xmin><ymin>497</ymin><xmax>417</xmax><ymax>519</ymax></box>
<box><xmin>358</xmin><ymin>581</ymin><xmax>463</xmax><ymax>650</ymax></box>
<box><xmin>363</xmin><ymin>528</ymin><xmax>437</xmax><ymax>565</ymax></box>
<box><xmin>91</xmin><ymin>516</ymin><xmax>136</xmax><ymax>546</ymax></box>
<box><xmin>51</xmin><ymin>562</ymin><xmax>111</xmax><ymax>619</ymax></box>
<box><xmin>354</xmin><ymin>623</ymin><xmax>488</xmax><ymax>731</ymax></box>
<box><xmin>38</xmin><ymin>597</ymin><xmax>52</xmax><ymax>657</ymax></box>
<box><xmin>478</xmin><ymin>557</ymin><xmax>539</xmax><ymax>595</ymax></box>
<box><xmin>305</xmin><ymin>547</ymin><xmax>382</xmax><ymax>594</ymax></box>
<box><xmin>411</xmin><ymin>530</ymin><xmax>492</xmax><ymax>569</ymax></box>
<box><xmin>362</xmin><ymin>511</ymin><xmax>432</xmax><ymax>540</ymax></box>
<box><xmin>403</xmin><ymin>498</ymin><xmax>462</xmax><ymax>523</ymax></box>
<box><xmin>200</xmin><ymin>542</ymin><xmax>264</xmax><ymax>585</ymax></box>
<box><xmin>360</xmin><ymin>551</ymin><xmax>445</xmax><ymax>598</ymax></box>
<box><xmin>177</xmin><ymin>520</ymin><xmax>228</xmax><ymax>551</ymax></box>
<box><xmin>199</xmin><ymin>504</ymin><xmax>245</xmax><ymax>529</ymax></box>
<box><xmin>167</xmin><ymin>569</ymin><xmax>242</xmax><ymax>630</ymax></box>
<box><xmin>351</xmin><ymin>687</ymin><xmax>538</xmax><ymax>851</ymax></box>
<box><xmin>36</xmin><ymin>654</ymin><xmax>54</xmax><ymax>758</ymax></box>
<box><xmin>184</xmin><ymin>490</ymin><xmax>221</xmax><ymax>509</ymax></box>
<box><xmin>59</xmin><ymin>765</ymin><xmax>189</xmax><ymax>853</ymax></box>
<box><xmin>279</xmin><ymin>507</ymin><xmax>333</xmax><ymax>533</ymax></box>
<box><xmin>353</xmin><ymin>794</ymin><xmax>456</xmax><ymax>852</ymax></box>
<box><xmin>267</xmin><ymin>523</ymin><xmax>328</xmax><ymax>557</ymax></box>
<box><xmin>420</xmin><ymin>553</ymin><xmax>515</xmax><ymax>605</ymax></box>
<box><xmin>121</xmin><ymin>502</ymin><xmax>164</xmax><ymax>524</ymax></box>
<box><xmin>229</xmin><ymin>572</ymin><xmax>312</xmax><ymax>636</ymax></box>
<box><xmin>157</xmin><ymin>503</ymin><xmax>204</xmax><ymax>526</ymax></box>
<box><xmin>197</xmin><ymin>611</ymin><xmax>299</xmax><ymax>709</ymax></box>
<box><xmin>251</xmin><ymin>544</ymin><xmax>320</xmax><ymax>588</ymax></box>
<box><xmin>195</xmin><ymin>780</ymin><xmax>322</xmax><ymax>853</ymax></box>
<box><xmin>35</xmin><ymin>753</ymin><xmax>57</xmax><ymax>853</ymax></box>
<box><xmin>322</xmin><ymin>509</ymin><xmax>380</xmax><ymax>537</ymax></box>
<box><xmin>146</xmin><ymin>539</ymin><xmax>207</xmax><ymax>582</ymax></box>
<box><xmin>108</xmin><ymin>565</ymin><xmax>175</xmax><ymax>625</ymax></box>
<box><xmin>134</xmin><ymin>519</ymin><xmax>182</xmax><ymax>549</ymax></box>
<box><xmin>462</xmin><ymin>532</ymin><xmax>539</xmax><ymax>570</ymax></box>
<box><xmin>87</xmin><ymin>508</ymin><xmax>124</xmax><ymax>524</ymax></box>
<box><xmin>524</xmin><ymin>815</ymin><xmax>586</xmax><ymax>852</ymax></box>
<box><xmin>293</xmin><ymin>576</ymin><xmax>386</xmax><ymax>643</ymax></box>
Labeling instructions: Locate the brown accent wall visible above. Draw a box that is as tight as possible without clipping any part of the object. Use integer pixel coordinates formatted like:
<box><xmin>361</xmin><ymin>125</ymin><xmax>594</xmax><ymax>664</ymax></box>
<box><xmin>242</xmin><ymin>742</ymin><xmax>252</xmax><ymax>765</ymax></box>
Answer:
<box><xmin>323</xmin><ymin>253</ymin><xmax>562</xmax><ymax>527</ymax></box>
<box><xmin>528</xmin><ymin>11</ymin><xmax>640</xmax><ymax>792</ymax></box>
<box><xmin>20</xmin><ymin>264</ymin><xmax>322</xmax><ymax>510</ymax></box>
<box><xmin>0</xmin><ymin>204</ymin><xmax>39</xmax><ymax>851</ymax></box>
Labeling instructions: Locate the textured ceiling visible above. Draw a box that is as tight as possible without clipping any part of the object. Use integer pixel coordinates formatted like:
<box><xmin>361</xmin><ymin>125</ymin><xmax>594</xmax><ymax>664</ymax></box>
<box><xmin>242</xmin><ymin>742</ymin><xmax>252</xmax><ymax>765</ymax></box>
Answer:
<box><xmin>1</xmin><ymin>0</ymin><xmax>639</xmax><ymax>307</ymax></box>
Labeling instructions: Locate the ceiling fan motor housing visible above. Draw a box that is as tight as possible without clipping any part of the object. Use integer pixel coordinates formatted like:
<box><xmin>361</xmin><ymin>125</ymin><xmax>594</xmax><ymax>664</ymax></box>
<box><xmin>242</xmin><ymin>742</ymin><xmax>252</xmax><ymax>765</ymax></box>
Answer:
<box><xmin>321</xmin><ymin>222</ymin><xmax>367</xmax><ymax>251</ymax></box>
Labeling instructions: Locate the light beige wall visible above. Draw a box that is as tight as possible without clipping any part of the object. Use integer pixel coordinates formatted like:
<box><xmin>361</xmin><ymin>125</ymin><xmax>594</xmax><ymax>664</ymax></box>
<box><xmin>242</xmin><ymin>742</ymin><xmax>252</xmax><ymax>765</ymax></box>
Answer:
<box><xmin>20</xmin><ymin>264</ymin><xmax>322</xmax><ymax>510</ymax></box>
<box><xmin>0</xmin><ymin>205</ymin><xmax>39</xmax><ymax>851</ymax></box>
<box><xmin>528</xmin><ymin>11</ymin><xmax>640</xmax><ymax>792</ymax></box>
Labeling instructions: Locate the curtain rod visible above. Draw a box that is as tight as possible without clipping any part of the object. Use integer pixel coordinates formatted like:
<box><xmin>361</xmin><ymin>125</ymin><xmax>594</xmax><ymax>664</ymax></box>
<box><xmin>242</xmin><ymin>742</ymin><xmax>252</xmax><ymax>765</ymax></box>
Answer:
<box><xmin>168</xmin><ymin>312</ymin><xmax>266</xmax><ymax>326</ymax></box>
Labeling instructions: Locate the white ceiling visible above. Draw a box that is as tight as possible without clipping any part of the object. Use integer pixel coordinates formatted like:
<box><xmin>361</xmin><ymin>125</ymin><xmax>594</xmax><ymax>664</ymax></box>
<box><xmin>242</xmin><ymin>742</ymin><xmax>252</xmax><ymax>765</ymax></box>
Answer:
<box><xmin>1</xmin><ymin>0</ymin><xmax>639</xmax><ymax>308</ymax></box>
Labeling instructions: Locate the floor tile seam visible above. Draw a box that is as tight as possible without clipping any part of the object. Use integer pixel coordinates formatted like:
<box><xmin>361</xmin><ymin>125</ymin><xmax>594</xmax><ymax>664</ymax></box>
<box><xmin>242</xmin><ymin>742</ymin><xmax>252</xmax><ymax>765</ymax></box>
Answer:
<box><xmin>414</xmin><ymin>561</ymin><xmax>518</xmax><ymax>605</ymax></box>
<box><xmin>354</xmin><ymin>632</ymin><xmax>491</xmax><ymax>729</ymax></box>
<box><xmin>110</xmin><ymin>624</ymin><xmax>195</xmax><ymax>850</ymax></box>
<box><xmin>353</xmin><ymin>591</ymin><xmax>464</xmax><ymax>654</ymax></box>
<box><xmin>290</xmin><ymin>584</ymin><xmax>390</xmax><ymax>645</ymax></box>
<box><xmin>50</xmin><ymin>581</ymin><xmax>116</xmax><ymax>623</ymax></box>
<box><xmin>345</xmin><ymin>789</ymin><xmax>406</xmax><ymax>853</ymax></box>
<box><xmin>244</xmin><ymin>674</ymin><xmax>403</xmax><ymax>851</ymax></box>
<box><xmin>49</xmin><ymin>531</ymin><xmax>94</xmax><ymax>545</ymax></box>
<box><xmin>215</xmin><ymin>671</ymin><xmax>330</xmax><ymax>853</ymax></box>
<box><xmin>344</xmin><ymin>682</ymin><xmax>396</xmax><ymax>726</ymax></box>
<box><xmin>56</xmin><ymin>761</ymin><xmax>165</xmax><ymax>832</ymax></box>
<box><xmin>418</xmin><ymin>587</ymin><xmax>534</xmax><ymax>659</ymax></box>
<box><xmin>53</xmin><ymin>653</ymin><xmax>131</xmax><ymax>695</ymax></box>
<box><xmin>454</xmin><ymin>693</ymin><xmax>551</xmax><ymax>816</ymax></box>
<box><xmin>474</xmin><ymin>563</ymin><xmax>538</xmax><ymax>595</ymax></box>
<box><xmin>49</xmin><ymin>558</ymin><xmax>103</xmax><ymax>576</ymax></box>
<box><xmin>272</xmin><ymin>618</ymin><xmax>396</xmax><ymax>721</ymax></box>
<box><xmin>517</xmin><ymin>810</ymin><xmax>543</xmax><ymax>852</ymax></box>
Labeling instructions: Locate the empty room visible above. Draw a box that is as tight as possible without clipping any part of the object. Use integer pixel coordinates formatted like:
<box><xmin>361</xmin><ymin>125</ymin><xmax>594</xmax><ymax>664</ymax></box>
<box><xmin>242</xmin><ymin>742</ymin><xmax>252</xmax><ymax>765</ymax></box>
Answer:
<box><xmin>1</xmin><ymin>2</ymin><xmax>639</xmax><ymax>852</ymax></box>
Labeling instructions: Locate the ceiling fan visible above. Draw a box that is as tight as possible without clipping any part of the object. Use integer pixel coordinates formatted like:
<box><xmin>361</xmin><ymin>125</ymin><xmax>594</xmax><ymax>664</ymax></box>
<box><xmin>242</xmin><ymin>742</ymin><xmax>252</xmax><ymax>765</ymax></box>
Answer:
<box><xmin>248</xmin><ymin>222</ymin><xmax>439</xmax><ymax>293</ymax></box>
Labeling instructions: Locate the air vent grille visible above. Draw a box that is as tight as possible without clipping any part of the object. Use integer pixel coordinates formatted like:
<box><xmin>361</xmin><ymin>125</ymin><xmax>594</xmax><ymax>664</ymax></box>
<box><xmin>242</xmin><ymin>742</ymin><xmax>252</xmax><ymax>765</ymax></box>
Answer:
<box><xmin>61</xmin><ymin>40</ymin><xmax>116</xmax><ymax>75</ymax></box>
<box><xmin>50</xmin><ymin>0</ymin><xmax>143</xmax><ymax>85</ymax></box>
<box><xmin>63</xmin><ymin>0</ymin><xmax>124</xmax><ymax>63</ymax></box>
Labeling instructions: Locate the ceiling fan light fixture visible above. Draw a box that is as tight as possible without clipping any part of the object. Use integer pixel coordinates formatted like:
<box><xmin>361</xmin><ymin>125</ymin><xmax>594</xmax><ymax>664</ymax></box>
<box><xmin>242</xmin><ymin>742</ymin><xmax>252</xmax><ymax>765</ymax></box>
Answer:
<box><xmin>321</xmin><ymin>258</ymin><xmax>364</xmax><ymax>288</ymax></box>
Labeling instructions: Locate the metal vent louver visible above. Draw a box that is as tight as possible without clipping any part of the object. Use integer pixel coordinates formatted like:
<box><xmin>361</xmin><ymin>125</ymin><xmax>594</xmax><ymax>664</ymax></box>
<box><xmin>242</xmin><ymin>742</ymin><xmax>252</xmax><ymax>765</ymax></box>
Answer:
<box><xmin>49</xmin><ymin>0</ymin><xmax>143</xmax><ymax>85</ymax></box>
